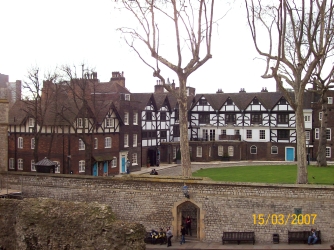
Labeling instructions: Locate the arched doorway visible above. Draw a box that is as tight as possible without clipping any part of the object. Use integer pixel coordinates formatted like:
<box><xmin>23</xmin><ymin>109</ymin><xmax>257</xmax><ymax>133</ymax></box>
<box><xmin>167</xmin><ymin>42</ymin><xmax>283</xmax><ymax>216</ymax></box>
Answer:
<box><xmin>172</xmin><ymin>200</ymin><xmax>205</xmax><ymax>241</ymax></box>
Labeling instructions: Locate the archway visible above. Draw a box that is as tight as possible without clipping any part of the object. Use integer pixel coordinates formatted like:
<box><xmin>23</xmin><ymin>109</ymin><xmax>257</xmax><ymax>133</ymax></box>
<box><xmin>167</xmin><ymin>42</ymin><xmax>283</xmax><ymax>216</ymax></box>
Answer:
<box><xmin>172</xmin><ymin>200</ymin><xmax>205</xmax><ymax>241</ymax></box>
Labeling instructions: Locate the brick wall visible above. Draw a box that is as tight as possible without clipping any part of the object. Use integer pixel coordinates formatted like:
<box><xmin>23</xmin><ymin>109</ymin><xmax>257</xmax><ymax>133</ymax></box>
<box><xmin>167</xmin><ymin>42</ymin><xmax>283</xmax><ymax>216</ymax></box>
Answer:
<box><xmin>0</xmin><ymin>100</ymin><xmax>8</xmax><ymax>172</ymax></box>
<box><xmin>1</xmin><ymin>172</ymin><xmax>333</xmax><ymax>244</ymax></box>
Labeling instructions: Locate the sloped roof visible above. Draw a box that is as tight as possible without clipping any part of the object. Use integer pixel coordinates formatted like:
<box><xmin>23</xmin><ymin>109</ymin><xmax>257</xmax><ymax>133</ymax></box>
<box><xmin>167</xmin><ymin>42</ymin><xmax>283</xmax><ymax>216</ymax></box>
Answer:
<box><xmin>34</xmin><ymin>157</ymin><xmax>57</xmax><ymax>166</ymax></box>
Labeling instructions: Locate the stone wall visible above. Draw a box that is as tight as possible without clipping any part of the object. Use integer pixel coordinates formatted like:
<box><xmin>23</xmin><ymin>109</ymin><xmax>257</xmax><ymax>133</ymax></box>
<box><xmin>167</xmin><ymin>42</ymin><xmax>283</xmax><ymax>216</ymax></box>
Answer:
<box><xmin>0</xmin><ymin>198</ymin><xmax>146</xmax><ymax>250</ymax></box>
<box><xmin>1</xmin><ymin>172</ymin><xmax>333</xmax><ymax>244</ymax></box>
<box><xmin>0</xmin><ymin>99</ymin><xmax>8</xmax><ymax>172</ymax></box>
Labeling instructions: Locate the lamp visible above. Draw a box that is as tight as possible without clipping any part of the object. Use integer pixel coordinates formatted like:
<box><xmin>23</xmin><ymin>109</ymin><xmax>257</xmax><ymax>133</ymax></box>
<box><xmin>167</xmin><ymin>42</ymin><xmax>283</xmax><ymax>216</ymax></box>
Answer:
<box><xmin>182</xmin><ymin>184</ymin><xmax>190</xmax><ymax>199</ymax></box>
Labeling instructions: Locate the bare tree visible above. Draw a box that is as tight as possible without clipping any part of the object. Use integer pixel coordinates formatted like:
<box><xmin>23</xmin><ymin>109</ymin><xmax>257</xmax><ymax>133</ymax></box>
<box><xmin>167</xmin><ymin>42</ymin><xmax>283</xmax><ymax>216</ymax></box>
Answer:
<box><xmin>116</xmin><ymin>0</ymin><xmax>215</xmax><ymax>177</ymax></box>
<box><xmin>245</xmin><ymin>0</ymin><xmax>334</xmax><ymax>183</ymax></box>
<box><xmin>22</xmin><ymin>68</ymin><xmax>59</xmax><ymax>164</ymax></box>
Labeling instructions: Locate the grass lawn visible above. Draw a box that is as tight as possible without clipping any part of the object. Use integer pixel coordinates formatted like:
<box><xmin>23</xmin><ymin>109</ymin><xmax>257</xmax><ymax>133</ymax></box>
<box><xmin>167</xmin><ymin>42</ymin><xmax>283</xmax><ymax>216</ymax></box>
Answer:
<box><xmin>192</xmin><ymin>165</ymin><xmax>334</xmax><ymax>185</ymax></box>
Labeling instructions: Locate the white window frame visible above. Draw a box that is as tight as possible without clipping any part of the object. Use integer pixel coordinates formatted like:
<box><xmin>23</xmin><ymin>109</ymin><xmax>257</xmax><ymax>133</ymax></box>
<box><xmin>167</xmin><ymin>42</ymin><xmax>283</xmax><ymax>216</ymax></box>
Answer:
<box><xmin>305</xmin><ymin>131</ymin><xmax>310</xmax><ymax>141</ymax></box>
<box><xmin>271</xmin><ymin>146</ymin><xmax>278</xmax><ymax>154</ymax></box>
<box><xmin>31</xmin><ymin>138</ymin><xmax>35</xmax><ymax>149</ymax></box>
<box><xmin>94</xmin><ymin>138</ymin><xmax>98</xmax><ymax>149</ymax></box>
<box><xmin>196</xmin><ymin>146</ymin><xmax>202</xmax><ymax>157</ymax></box>
<box><xmin>319</xmin><ymin>112</ymin><xmax>322</xmax><ymax>120</ymax></box>
<box><xmin>9</xmin><ymin>158</ymin><xmax>15</xmax><ymax>170</ymax></box>
<box><xmin>259</xmin><ymin>130</ymin><xmax>265</xmax><ymax>140</ymax></box>
<box><xmin>111</xmin><ymin>158</ymin><xmax>117</xmax><ymax>168</ymax></box>
<box><xmin>105</xmin><ymin>117</ymin><xmax>114</xmax><ymax>128</ymax></box>
<box><xmin>304</xmin><ymin>115</ymin><xmax>311</xmax><ymax>122</ymax></box>
<box><xmin>28</xmin><ymin>118</ymin><xmax>35</xmax><ymax>127</ymax></box>
<box><xmin>173</xmin><ymin>146</ymin><xmax>176</xmax><ymax>159</ymax></box>
<box><xmin>125</xmin><ymin>94</ymin><xmax>130</xmax><ymax>101</ymax></box>
<box><xmin>218</xmin><ymin>145</ymin><xmax>223</xmax><ymax>156</ymax></box>
<box><xmin>133</xmin><ymin>134</ymin><xmax>137</xmax><ymax>147</ymax></box>
<box><xmin>79</xmin><ymin>139</ymin><xmax>85</xmax><ymax>150</ymax></box>
<box><xmin>124</xmin><ymin>134</ymin><xmax>129</xmax><ymax>147</ymax></box>
<box><xmin>250</xmin><ymin>145</ymin><xmax>257</xmax><ymax>154</ymax></box>
<box><xmin>105</xmin><ymin>137</ymin><xmax>111</xmax><ymax>148</ymax></box>
<box><xmin>54</xmin><ymin>161</ymin><xmax>60</xmax><ymax>173</ymax></box>
<box><xmin>18</xmin><ymin>137</ymin><xmax>23</xmax><ymax>149</ymax></box>
<box><xmin>228</xmin><ymin>146</ymin><xmax>234</xmax><ymax>157</ymax></box>
<box><xmin>315</xmin><ymin>128</ymin><xmax>320</xmax><ymax>139</ymax></box>
<box><xmin>31</xmin><ymin>160</ymin><xmax>36</xmax><ymax>171</ymax></box>
<box><xmin>79</xmin><ymin>160</ymin><xmax>85</xmax><ymax>173</ymax></box>
<box><xmin>328</xmin><ymin>97</ymin><xmax>333</xmax><ymax>104</ymax></box>
<box><xmin>77</xmin><ymin>118</ymin><xmax>83</xmax><ymax>128</ymax></box>
<box><xmin>326</xmin><ymin>128</ymin><xmax>331</xmax><ymax>140</ymax></box>
<box><xmin>133</xmin><ymin>112</ymin><xmax>138</xmax><ymax>125</ymax></box>
<box><xmin>247</xmin><ymin>130</ymin><xmax>252</xmax><ymax>139</ymax></box>
<box><xmin>124</xmin><ymin>112</ymin><xmax>129</xmax><ymax>125</ymax></box>
<box><xmin>326</xmin><ymin>147</ymin><xmax>331</xmax><ymax>158</ymax></box>
<box><xmin>18</xmin><ymin>158</ymin><xmax>23</xmax><ymax>170</ymax></box>
<box><xmin>132</xmin><ymin>153</ymin><xmax>138</xmax><ymax>165</ymax></box>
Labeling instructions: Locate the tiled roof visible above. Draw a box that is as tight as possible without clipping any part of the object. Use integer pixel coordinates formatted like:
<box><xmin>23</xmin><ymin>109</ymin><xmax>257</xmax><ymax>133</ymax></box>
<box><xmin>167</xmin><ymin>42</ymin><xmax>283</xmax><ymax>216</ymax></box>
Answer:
<box><xmin>34</xmin><ymin>157</ymin><xmax>57</xmax><ymax>166</ymax></box>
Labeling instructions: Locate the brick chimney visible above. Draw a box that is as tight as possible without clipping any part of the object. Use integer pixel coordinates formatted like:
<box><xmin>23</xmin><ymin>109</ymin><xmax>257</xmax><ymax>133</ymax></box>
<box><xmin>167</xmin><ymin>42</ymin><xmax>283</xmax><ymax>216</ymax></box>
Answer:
<box><xmin>154</xmin><ymin>80</ymin><xmax>164</xmax><ymax>93</ymax></box>
<box><xmin>110</xmin><ymin>71</ymin><xmax>125</xmax><ymax>88</ymax></box>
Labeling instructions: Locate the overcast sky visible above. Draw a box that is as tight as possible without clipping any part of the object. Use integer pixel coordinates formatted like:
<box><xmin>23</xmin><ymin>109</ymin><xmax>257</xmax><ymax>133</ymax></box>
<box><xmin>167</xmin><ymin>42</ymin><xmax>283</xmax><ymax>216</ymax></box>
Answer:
<box><xmin>0</xmin><ymin>0</ymin><xmax>278</xmax><ymax>94</ymax></box>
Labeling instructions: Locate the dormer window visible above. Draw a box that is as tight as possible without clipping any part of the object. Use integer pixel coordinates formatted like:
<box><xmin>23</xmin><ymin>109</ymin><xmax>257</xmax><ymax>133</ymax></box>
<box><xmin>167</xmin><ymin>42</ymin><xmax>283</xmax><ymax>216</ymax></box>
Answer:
<box><xmin>105</xmin><ymin>117</ymin><xmax>114</xmax><ymax>127</ymax></box>
<box><xmin>279</xmin><ymin>98</ymin><xmax>287</xmax><ymax>105</ymax></box>
<box><xmin>253</xmin><ymin>98</ymin><xmax>259</xmax><ymax>105</ymax></box>
<box><xmin>125</xmin><ymin>94</ymin><xmax>130</xmax><ymax>101</ymax></box>
<box><xmin>28</xmin><ymin>118</ymin><xmax>35</xmax><ymax>127</ymax></box>
<box><xmin>226</xmin><ymin>98</ymin><xmax>233</xmax><ymax>105</ymax></box>
<box><xmin>199</xmin><ymin>99</ymin><xmax>207</xmax><ymax>105</ymax></box>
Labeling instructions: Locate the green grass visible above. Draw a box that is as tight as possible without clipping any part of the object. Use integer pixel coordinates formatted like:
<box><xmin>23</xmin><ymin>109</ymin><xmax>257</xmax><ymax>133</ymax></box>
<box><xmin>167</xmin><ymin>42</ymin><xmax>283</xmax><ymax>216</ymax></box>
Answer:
<box><xmin>192</xmin><ymin>165</ymin><xmax>334</xmax><ymax>185</ymax></box>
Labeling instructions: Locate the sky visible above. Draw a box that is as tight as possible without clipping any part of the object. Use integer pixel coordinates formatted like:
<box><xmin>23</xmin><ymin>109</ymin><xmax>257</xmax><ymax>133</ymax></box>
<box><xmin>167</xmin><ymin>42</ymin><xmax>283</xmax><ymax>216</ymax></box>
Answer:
<box><xmin>0</xmin><ymin>0</ymin><xmax>278</xmax><ymax>94</ymax></box>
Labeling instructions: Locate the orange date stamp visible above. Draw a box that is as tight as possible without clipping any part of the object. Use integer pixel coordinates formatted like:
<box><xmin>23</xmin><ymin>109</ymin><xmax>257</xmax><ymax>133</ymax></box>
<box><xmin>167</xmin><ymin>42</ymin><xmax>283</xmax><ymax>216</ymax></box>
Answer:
<box><xmin>253</xmin><ymin>214</ymin><xmax>317</xmax><ymax>225</ymax></box>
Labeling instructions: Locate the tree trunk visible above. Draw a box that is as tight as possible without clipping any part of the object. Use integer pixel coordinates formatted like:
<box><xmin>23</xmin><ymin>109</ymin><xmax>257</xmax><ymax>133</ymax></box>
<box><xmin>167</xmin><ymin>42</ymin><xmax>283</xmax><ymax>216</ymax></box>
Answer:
<box><xmin>178</xmin><ymin>78</ymin><xmax>191</xmax><ymax>177</ymax></box>
<box><xmin>295</xmin><ymin>105</ymin><xmax>308</xmax><ymax>184</ymax></box>
<box><xmin>317</xmin><ymin>100</ymin><xmax>328</xmax><ymax>167</ymax></box>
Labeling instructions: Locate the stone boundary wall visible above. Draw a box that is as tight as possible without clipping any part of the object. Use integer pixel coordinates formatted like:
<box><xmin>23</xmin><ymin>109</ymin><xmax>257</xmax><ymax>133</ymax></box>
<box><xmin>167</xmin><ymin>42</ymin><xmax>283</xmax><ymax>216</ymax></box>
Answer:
<box><xmin>1</xmin><ymin>172</ymin><xmax>333</xmax><ymax>244</ymax></box>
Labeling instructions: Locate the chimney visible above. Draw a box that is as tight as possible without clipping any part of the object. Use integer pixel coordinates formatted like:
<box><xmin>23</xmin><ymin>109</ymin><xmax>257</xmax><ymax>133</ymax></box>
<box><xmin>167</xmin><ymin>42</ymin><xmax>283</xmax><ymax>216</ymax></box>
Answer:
<box><xmin>261</xmin><ymin>87</ymin><xmax>268</xmax><ymax>92</ymax></box>
<box><xmin>216</xmin><ymin>88</ymin><xmax>223</xmax><ymax>93</ymax></box>
<box><xmin>110</xmin><ymin>71</ymin><xmax>125</xmax><ymax>88</ymax></box>
<box><xmin>172</xmin><ymin>80</ymin><xmax>175</xmax><ymax>90</ymax></box>
<box><xmin>239</xmin><ymin>88</ymin><xmax>246</xmax><ymax>93</ymax></box>
<box><xmin>154</xmin><ymin>80</ymin><xmax>164</xmax><ymax>93</ymax></box>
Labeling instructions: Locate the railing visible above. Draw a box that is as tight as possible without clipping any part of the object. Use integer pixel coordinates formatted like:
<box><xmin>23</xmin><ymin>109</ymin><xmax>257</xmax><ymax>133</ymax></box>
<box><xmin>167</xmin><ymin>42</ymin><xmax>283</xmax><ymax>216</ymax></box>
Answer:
<box><xmin>218</xmin><ymin>135</ymin><xmax>241</xmax><ymax>141</ymax></box>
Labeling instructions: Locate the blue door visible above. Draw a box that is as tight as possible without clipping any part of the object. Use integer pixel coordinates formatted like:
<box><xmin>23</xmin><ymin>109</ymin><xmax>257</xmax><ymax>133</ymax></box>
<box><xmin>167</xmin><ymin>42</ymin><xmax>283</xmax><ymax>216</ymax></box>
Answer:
<box><xmin>121</xmin><ymin>156</ymin><xmax>126</xmax><ymax>173</ymax></box>
<box><xmin>286</xmin><ymin>148</ymin><xmax>294</xmax><ymax>161</ymax></box>
<box><xmin>103</xmin><ymin>162</ymin><xmax>108</xmax><ymax>176</ymax></box>
<box><xmin>93</xmin><ymin>163</ymin><xmax>98</xmax><ymax>176</ymax></box>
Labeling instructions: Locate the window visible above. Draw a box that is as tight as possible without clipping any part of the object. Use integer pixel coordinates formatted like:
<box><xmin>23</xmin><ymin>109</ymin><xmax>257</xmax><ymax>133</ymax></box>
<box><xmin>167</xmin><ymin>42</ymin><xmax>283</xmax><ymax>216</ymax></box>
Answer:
<box><xmin>31</xmin><ymin>160</ymin><xmax>35</xmax><ymax>171</ymax></box>
<box><xmin>314</xmin><ymin>128</ymin><xmax>319</xmax><ymax>139</ymax></box>
<box><xmin>319</xmin><ymin>112</ymin><xmax>322</xmax><ymax>120</ymax></box>
<box><xmin>209</xmin><ymin>129</ymin><xmax>215</xmax><ymax>141</ymax></box>
<box><xmin>94</xmin><ymin>138</ymin><xmax>98</xmax><ymax>149</ymax></box>
<box><xmin>160</xmin><ymin>131</ymin><xmax>167</xmax><ymax>139</ymax></box>
<box><xmin>79</xmin><ymin>160</ymin><xmax>85</xmax><ymax>173</ymax></box>
<box><xmin>133</xmin><ymin>134</ymin><xmax>138</xmax><ymax>147</ymax></box>
<box><xmin>251</xmin><ymin>113</ymin><xmax>262</xmax><ymax>123</ymax></box>
<box><xmin>54</xmin><ymin>161</ymin><xmax>60</xmax><ymax>173</ymax></box>
<box><xmin>105</xmin><ymin>137</ymin><xmax>111</xmax><ymax>148</ymax></box>
<box><xmin>271</xmin><ymin>146</ymin><xmax>278</xmax><ymax>154</ymax></box>
<box><xmin>146</xmin><ymin>111</ymin><xmax>152</xmax><ymax>121</ymax></box>
<box><xmin>221</xmin><ymin>129</ymin><xmax>226</xmax><ymax>135</ymax></box>
<box><xmin>279</xmin><ymin>98</ymin><xmax>287</xmax><ymax>105</ymax></box>
<box><xmin>79</xmin><ymin>139</ymin><xmax>85</xmax><ymax>150</ymax></box>
<box><xmin>278</xmin><ymin>130</ymin><xmax>289</xmax><ymax>140</ymax></box>
<box><xmin>235</xmin><ymin>129</ymin><xmax>240</xmax><ymax>135</ymax></box>
<box><xmin>202</xmin><ymin>129</ymin><xmax>208</xmax><ymax>141</ymax></box>
<box><xmin>304</xmin><ymin>115</ymin><xmax>311</xmax><ymax>122</ymax></box>
<box><xmin>225</xmin><ymin>114</ymin><xmax>236</xmax><ymax>123</ymax></box>
<box><xmin>173</xmin><ymin>125</ymin><xmax>180</xmax><ymax>137</ymax></box>
<box><xmin>160</xmin><ymin>112</ymin><xmax>166</xmax><ymax>121</ymax></box>
<box><xmin>18</xmin><ymin>137</ymin><xmax>23</xmax><ymax>149</ymax></box>
<box><xmin>247</xmin><ymin>130</ymin><xmax>252</xmax><ymax>139</ymax></box>
<box><xmin>105</xmin><ymin>118</ymin><xmax>114</xmax><ymax>127</ymax></box>
<box><xmin>327</xmin><ymin>129</ymin><xmax>331</xmax><ymax>140</ymax></box>
<box><xmin>199</xmin><ymin>114</ymin><xmax>210</xmax><ymax>124</ymax></box>
<box><xmin>125</xmin><ymin>94</ymin><xmax>130</xmax><ymax>101</ymax></box>
<box><xmin>31</xmin><ymin>138</ymin><xmax>35</xmax><ymax>149</ymax></box>
<box><xmin>209</xmin><ymin>147</ymin><xmax>212</xmax><ymax>157</ymax></box>
<box><xmin>173</xmin><ymin>147</ymin><xmax>176</xmax><ymax>159</ymax></box>
<box><xmin>133</xmin><ymin>112</ymin><xmax>138</xmax><ymax>125</ymax></box>
<box><xmin>277</xmin><ymin>113</ymin><xmax>289</xmax><ymax>124</ymax></box>
<box><xmin>9</xmin><ymin>158</ymin><xmax>14</xmax><ymax>169</ymax></box>
<box><xmin>28</xmin><ymin>118</ymin><xmax>35</xmax><ymax>127</ymax></box>
<box><xmin>226</xmin><ymin>98</ymin><xmax>233</xmax><ymax>105</ymax></box>
<box><xmin>199</xmin><ymin>99</ymin><xmax>207</xmax><ymax>105</ymax></box>
<box><xmin>328</xmin><ymin>97</ymin><xmax>333</xmax><ymax>104</ymax></box>
<box><xmin>305</xmin><ymin>131</ymin><xmax>310</xmax><ymax>141</ymax></box>
<box><xmin>196</xmin><ymin>146</ymin><xmax>202</xmax><ymax>157</ymax></box>
<box><xmin>124</xmin><ymin>134</ymin><xmax>129</xmax><ymax>147</ymax></box>
<box><xmin>259</xmin><ymin>130</ymin><xmax>265</xmax><ymax>140</ymax></box>
<box><xmin>218</xmin><ymin>146</ymin><xmax>223</xmax><ymax>156</ymax></box>
<box><xmin>111</xmin><ymin>157</ymin><xmax>117</xmax><ymax>168</ymax></box>
<box><xmin>250</xmin><ymin>145</ymin><xmax>257</xmax><ymax>154</ymax></box>
<box><xmin>124</xmin><ymin>112</ymin><xmax>129</xmax><ymax>125</ymax></box>
<box><xmin>132</xmin><ymin>153</ymin><xmax>138</xmax><ymax>164</ymax></box>
<box><xmin>228</xmin><ymin>146</ymin><xmax>234</xmax><ymax>157</ymax></box>
<box><xmin>326</xmin><ymin>147</ymin><xmax>331</xmax><ymax>158</ymax></box>
<box><xmin>77</xmin><ymin>118</ymin><xmax>83</xmax><ymax>128</ymax></box>
<box><xmin>18</xmin><ymin>159</ymin><xmax>23</xmax><ymax>170</ymax></box>
<box><xmin>253</xmin><ymin>98</ymin><xmax>259</xmax><ymax>105</ymax></box>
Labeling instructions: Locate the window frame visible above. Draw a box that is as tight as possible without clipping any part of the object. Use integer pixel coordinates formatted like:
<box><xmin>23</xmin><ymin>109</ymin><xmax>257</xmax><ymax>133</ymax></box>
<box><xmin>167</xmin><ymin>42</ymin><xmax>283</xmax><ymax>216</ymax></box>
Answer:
<box><xmin>196</xmin><ymin>146</ymin><xmax>202</xmax><ymax>157</ymax></box>
<box><xmin>250</xmin><ymin>145</ymin><xmax>257</xmax><ymax>154</ymax></box>
<box><xmin>160</xmin><ymin>112</ymin><xmax>167</xmax><ymax>121</ymax></box>
<box><xmin>271</xmin><ymin>146</ymin><xmax>278</xmax><ymax>154</ymax></box>
<box><xmin>259</xmin><ymin>130</ymin><xmax>265</xmax><ymax>140</ymax></box>
<box><xmin>105</xmin><ymin>137</ymin><xmax>112</xmax><ymax>148</ymax></box>
<box><xmin>124</xmin><ymin>134</ymin><xmax>129</xmax><ymax>147</ymax></box>
<box><xmin>28</xmin><ymin>118</ymin><xmax>35</xmax><ymax>127</ymax></box>
<box><xmin>277</xmin><ymin>130</ymin><xmax>290</xmax><ymax>140</ymax></box>
<box><xmin>251</xmin><ymin>113</ymin><xmax>262</xmax><ymax>124</ymax></box>
<box><xmin>247</xmin><ymin>130</ymin><xmax>252</xmax><ymax>139</ymax></box>
<box><xmin>277</xmin><ymin>113</ymin><xmax>289</xmax><ymax>124</ymax></box>
<box><xmin>124</xmin><ymin>112</ymin><xmax>129</xmax><ymax>125</ymax></box>
<box><xmin>133</xmin><ymin>112</ymin><xmax>138</xmax><ymax>125</ymax></box>
<box><xmin>31</xmin><ymin>160</ymin><xmax>36</xmax><ymax>171</ymax></box>
<box><xmin>94</xmin><ymin>138</ymin><xmax>98</xmax><ymax>149</ymax></box>
<box><xmin>9</xmin><ymin>158</ymin><xmax>15</xmax><ymax>170</ymax></box>
<box><xmin>326</xmin><ymin>147</ymin><xmax>331</xmax><ymax>158</ymax></box>
<box><xmin>111</xmin><ymin>158</ymin><xmax>117</xmax><ymax>168</ymax></box>
<box><xmin>225</xmin><ymin>114</ymin><xmax>236</xmax><ymax>123</ymax></box>
<box><xmin>228</xmin><ymin>146</ymin><xmax>234</xmax><ymax>157</ymax></box>
<box><xmin>133</xmin><ymin>134</ymin><xmax>138</xmax><ymax>147</ymax></box>
<box><xmin>199</xmin><ymin>113</ymin><xmax>210</xmax><ymax>124</ymax></box>
<box><xmin>105</xmin><ymin>117</ymin><xmax>114</xmax><ymax>128</ymax></box>
<box><xmin>18</xmin><ymin>137</ymin><xmax>23</xmax><ymax>149</ymax></box>
<box><xmin>54</xmin><ymin>161</ymin><xmax>60</xmax><ymax>173</ymax></box>
<box><xmin>31</xmin><ymin>138</ymin><xmax>35</xmax><ymax>149</ymax></box>
<box><xmin>218</xmin><ymin>145</ymin><xmax>223</xmax><ymax>156</ymax></box>
<box><xmin>328</xmin><ymin>97</ymin><xmax>333</xmax><ymax>104</ymax></box>
<box><xmin>326</xmin><ymin>128</ymin><xmax>331</xmax><ymax>140</ymax></box>
<box><xmin>79</xmin><ymin>139</ymin><xmax>85</xmax><ymax>150</ymax></box>
<box><xmin>18</xmin><ymin>158</ymin><xmax>23</xmax><ymax>170</ymax></box>
<box><xmin>319</xmin><ymin>112</ymin><xmax>322</xmax><ymax>120</ymax></box>
<box><xmin>132</xmin><ymin>153</ymin><xmax>138</xmax><ymax>165</ymax></box>
<box><xmin>315</xmin><ymin>128</ymin><xmax>320</xmax><ymax>139</ymax></box>
<box><xmin>79</xmin><ymin>160</ymin><xmax>85</xmax><ymax>173</ymax></box>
